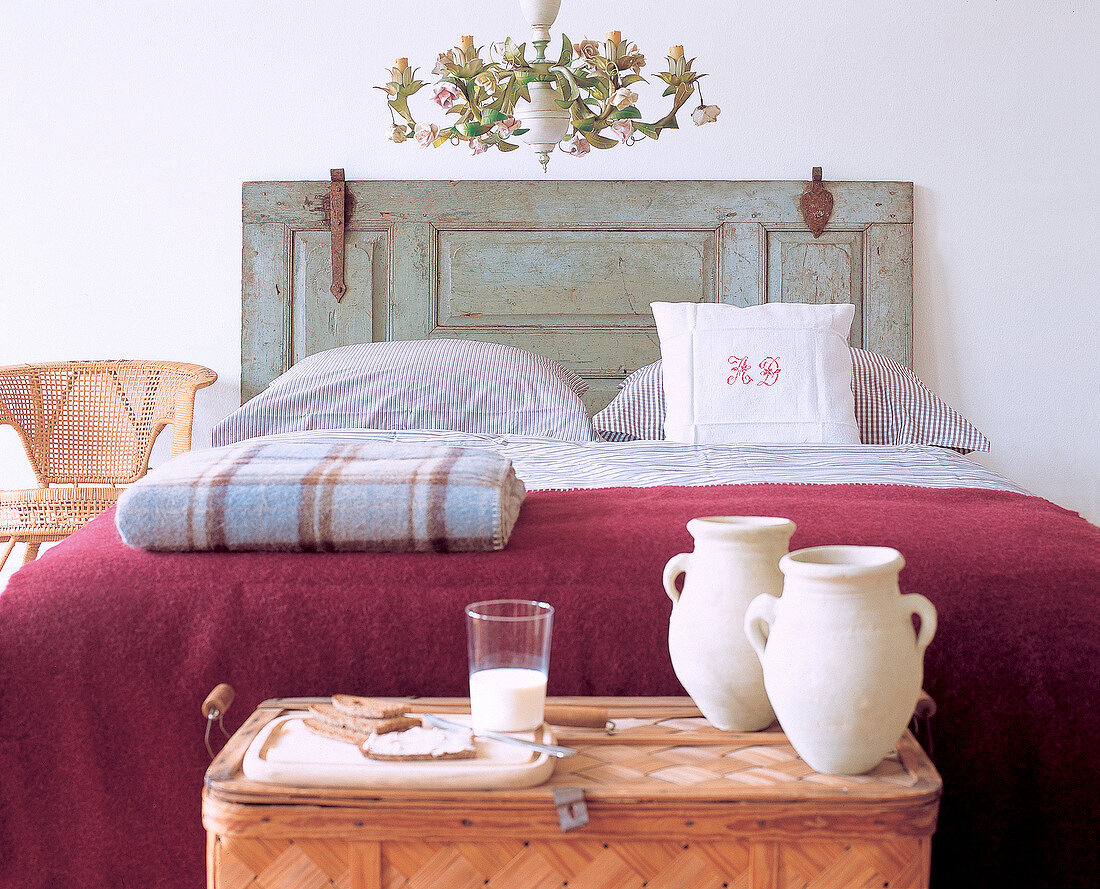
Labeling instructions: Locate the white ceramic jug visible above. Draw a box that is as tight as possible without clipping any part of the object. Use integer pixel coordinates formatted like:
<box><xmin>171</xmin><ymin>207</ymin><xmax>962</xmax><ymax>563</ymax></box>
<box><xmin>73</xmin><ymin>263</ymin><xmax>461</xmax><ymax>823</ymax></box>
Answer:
<box><xmin>663</xmin><ymin>516</ymin><xmax>795</xmax><ymax>731</ymax></box>
<box><xmin>744</xmin><ymin>545</ymin><xmax>937</xmax><ymax>774</ymax></box>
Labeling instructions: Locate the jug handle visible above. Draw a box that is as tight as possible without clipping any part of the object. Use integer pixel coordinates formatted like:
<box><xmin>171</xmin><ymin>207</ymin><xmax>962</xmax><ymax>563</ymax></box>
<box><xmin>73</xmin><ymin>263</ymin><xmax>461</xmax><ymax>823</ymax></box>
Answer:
<box><xmin>743</xmin><ymin>593</ymin><xmax>778</xmax><ymax>662</ymax></box>
<box><xmin>904</xmin><ymin>593</ymin><xmax>938</xmax><ymax>652</ymax></box>
<box><xmin>662</xmin><ymin>553</ymin><xmax>691</xmax><ymax>604</ymax></box>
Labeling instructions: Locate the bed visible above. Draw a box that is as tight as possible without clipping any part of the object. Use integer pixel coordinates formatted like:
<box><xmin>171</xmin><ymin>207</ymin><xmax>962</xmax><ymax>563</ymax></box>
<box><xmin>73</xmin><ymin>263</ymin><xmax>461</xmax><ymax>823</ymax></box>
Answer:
<box><xmin>1</xmin><ymin>179</ymin><xmax>1097</xmax><ymax>889</ymax></box>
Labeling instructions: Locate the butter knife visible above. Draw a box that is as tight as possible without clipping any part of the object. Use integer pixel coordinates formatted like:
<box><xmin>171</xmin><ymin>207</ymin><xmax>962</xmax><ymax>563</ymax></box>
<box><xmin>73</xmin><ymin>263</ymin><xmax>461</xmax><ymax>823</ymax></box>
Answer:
<box><xmin>419</xmin><ymin>713</ymin><xmax>577</xmax><ymax>758</ymax></box>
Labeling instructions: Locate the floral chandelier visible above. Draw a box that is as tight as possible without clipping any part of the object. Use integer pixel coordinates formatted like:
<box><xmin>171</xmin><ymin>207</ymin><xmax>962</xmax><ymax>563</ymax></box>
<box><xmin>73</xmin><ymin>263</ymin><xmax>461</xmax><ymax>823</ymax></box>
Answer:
<box><xmin>378</xmin><ymin>0</ymin><xmax>720</xmax><ymax>172</ymax></box>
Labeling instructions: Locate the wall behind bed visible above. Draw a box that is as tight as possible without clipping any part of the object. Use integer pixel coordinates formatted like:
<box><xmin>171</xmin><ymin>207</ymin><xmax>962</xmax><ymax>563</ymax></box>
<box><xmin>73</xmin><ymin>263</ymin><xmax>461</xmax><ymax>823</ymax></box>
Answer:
<box><xmin>0</xmin><ymin>0</ymin><xmax>1096</xmax><ymax>583</ymax></box>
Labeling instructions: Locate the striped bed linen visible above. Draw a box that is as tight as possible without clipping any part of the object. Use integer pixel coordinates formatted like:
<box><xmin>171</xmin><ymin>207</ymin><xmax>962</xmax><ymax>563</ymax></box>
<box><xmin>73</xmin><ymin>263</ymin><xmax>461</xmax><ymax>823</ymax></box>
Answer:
<box><xmin>212</xmin><ymin>339</ymin><xmax>597</xmax><ymax>446</ymax></box>
<box><xmin>593</xmin><ymin>350</ymin><xmax>991</xmax><ymax>454</ymax></box>
<box><xmin>240</xmin><ymin>429</ymin><xmax>1026</xmax><ymax>494</ymax></box>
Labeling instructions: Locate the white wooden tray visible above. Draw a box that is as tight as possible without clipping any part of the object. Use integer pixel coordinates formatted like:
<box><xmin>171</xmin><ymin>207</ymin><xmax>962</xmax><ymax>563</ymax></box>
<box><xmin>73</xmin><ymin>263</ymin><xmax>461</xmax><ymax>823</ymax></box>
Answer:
<box><xmin>241</xmin><ymin>713</ymin><xmax>556</xmax><ymax>790</ymax></box>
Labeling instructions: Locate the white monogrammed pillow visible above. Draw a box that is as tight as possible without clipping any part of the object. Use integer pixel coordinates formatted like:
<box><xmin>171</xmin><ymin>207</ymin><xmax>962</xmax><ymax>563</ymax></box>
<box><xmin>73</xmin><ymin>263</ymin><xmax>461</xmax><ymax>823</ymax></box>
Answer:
<box><xmin>651</xmin><ymin>302</ymin><xmax>861</xmax><ymax>444</ymax></box>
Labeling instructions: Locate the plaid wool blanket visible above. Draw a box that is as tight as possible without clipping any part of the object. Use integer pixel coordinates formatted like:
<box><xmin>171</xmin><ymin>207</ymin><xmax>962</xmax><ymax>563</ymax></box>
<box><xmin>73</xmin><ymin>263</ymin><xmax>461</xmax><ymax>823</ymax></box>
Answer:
<box><xmin>115</xmin><ymin>439</ymin><xmax>526</xmax><ymax>552</ymax></box>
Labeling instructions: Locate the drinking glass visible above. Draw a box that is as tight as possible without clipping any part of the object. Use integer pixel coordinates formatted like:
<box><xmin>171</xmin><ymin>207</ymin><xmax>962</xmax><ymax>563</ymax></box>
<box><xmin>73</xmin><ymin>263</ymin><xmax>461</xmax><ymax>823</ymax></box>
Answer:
<box><xmin>465</xmin><ymin>599</ymin><xmax>553</xmax><ymax>732</ymax></box>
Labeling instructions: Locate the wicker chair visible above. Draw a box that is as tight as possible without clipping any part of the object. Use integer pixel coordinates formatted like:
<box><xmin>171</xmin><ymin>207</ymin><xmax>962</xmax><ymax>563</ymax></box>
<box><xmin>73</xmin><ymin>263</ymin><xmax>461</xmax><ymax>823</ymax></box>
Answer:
<box><xmin>0</xmin><ymin>360</ymin><xmax>217</xmax><ymax>571</ymax></box>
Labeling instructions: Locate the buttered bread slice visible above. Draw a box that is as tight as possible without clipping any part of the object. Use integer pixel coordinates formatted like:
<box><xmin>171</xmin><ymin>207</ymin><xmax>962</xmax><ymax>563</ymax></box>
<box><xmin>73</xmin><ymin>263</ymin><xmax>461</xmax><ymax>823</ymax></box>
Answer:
<box><xmin>361</xmin><ymin>725</ymin><xmax>477</xmax><ymax>761</ymax></box>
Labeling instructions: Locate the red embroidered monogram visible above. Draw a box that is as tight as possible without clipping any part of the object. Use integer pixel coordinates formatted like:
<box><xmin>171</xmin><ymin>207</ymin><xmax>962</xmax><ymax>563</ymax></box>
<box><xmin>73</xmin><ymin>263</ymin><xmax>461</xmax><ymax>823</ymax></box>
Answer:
<box><xmin>727</xmin><ymin>356</ymin><xmax>782</xmax><ymax>387</ymax></box>
<box><xmin>727</xmin><ymin>356</ymin><xmax>753</xmax><ymax>385</ymax></box>
<box><xmin>757</xmin><ymin>357</ymin><xmax>782</xmax><ymax>386</ymax></box>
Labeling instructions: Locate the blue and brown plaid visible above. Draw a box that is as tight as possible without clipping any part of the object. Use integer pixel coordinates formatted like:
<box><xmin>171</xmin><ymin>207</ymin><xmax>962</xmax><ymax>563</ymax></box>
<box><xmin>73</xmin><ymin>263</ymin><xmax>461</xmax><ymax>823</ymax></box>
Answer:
<box><xmin>116</xmin><ymin>439</ymin><xmax>526</xmax><ymax>552</ymax></box>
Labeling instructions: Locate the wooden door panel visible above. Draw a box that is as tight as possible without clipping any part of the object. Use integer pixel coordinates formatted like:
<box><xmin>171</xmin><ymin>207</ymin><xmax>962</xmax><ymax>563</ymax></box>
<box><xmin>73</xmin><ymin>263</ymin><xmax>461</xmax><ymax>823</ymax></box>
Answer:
<box><xmin>291</xmin><ymin>229</ymin><xmax>387</xmax><ymax>363</ymax></box>
<box><xmin>767</xmin><ymin>230</ymin><xmax>865</xmax><ymax>348</ymax></box>
<box><xmin>241</xmin><ymin>181</ymin><xmax>913</xmax><ymax>403</ymax></box>
<box><xmin>436</xmin><ymin>229</ymin><xmax>717</xmax><ymax>329</ymax></box>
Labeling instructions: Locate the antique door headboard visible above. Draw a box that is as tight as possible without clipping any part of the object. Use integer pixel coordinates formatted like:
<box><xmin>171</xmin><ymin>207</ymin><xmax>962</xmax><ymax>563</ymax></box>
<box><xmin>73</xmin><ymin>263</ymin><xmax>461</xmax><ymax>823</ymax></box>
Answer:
<box><xmin>241</xmin><ymin>179</ymin><xmax>912</xmax><ymax>409</ymax></box>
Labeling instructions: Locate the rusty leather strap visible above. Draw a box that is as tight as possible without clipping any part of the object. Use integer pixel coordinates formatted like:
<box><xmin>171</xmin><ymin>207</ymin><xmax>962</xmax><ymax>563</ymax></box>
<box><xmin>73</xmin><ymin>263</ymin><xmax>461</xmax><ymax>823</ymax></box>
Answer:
<box><xmin>328</xmin><ymin>169</ymin><xmax>347</xmax><ymax>301</ymax></box>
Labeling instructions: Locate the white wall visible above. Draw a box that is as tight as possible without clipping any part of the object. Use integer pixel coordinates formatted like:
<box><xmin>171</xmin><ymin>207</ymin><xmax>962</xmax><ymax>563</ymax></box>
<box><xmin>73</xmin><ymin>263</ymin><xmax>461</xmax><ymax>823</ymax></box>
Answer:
<box><xmin>1</xmin><ymin>0</ymin><xmax>1097</xmax><ymax>583</ymax></box>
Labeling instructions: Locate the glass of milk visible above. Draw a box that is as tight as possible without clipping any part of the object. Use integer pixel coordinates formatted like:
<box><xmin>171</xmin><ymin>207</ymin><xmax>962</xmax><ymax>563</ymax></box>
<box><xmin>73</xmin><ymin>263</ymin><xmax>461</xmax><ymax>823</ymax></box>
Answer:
<box><xmin>465</xmin><ymin>599</ymin><xmax>553</xmax><ymax>733</ymax></box>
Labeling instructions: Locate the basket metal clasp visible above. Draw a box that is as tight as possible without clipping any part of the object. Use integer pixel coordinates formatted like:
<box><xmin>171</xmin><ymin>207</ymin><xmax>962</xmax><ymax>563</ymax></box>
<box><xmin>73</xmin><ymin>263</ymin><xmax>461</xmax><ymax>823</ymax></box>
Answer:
<box><xmin>552</xmin><ymin>786</ymin><xmax>589</xmax><ymax>831</ymax></box>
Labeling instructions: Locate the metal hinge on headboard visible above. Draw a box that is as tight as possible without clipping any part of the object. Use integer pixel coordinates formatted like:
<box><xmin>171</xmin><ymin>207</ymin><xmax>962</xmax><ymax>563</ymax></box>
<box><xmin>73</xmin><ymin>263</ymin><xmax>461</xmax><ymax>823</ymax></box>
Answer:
<box><xmin>799</xmin><ymin>166</ymin><xmax>834</xmax><ymax>238</ymax></box>
<box><xmin>322</xmin><ymin>169</ymin><xmax>356</xmax><ymax>301</ymax></box>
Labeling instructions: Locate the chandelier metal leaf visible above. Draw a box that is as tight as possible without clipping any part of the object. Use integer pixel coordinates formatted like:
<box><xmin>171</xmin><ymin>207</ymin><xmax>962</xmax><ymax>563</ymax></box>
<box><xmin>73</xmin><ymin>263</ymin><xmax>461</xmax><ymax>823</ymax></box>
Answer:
<box><xmin>378</xmin><ymin>0</ymin><xmax>720</xmax><ymax>171</ymax></box>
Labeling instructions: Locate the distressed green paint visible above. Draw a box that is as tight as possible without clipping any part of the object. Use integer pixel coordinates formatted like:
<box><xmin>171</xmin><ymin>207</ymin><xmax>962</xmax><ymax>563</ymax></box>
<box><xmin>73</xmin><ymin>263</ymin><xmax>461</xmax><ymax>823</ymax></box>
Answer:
<box><xmin>437</xmin><ymin>229</ymin><xmax>714</xmax><ymax>325</ymax></box>
<box><xmin>291</xmin><ymin>229</ymin><xmax>387</xmax><ymax>363</ymax></box>
<box><xmin>241</xmin><ymin>180</ymin><xmax>913</xmax><ymax>408</ymax></box>
<box><xmin>768</xmin><ymin>230</ymin><xmax>865</xmax><ymax>349</ymax></box>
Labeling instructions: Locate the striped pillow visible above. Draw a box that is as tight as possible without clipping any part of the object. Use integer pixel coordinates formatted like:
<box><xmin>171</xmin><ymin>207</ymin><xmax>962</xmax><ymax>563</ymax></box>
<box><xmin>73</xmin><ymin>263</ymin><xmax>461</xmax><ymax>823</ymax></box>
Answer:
<box><xmin>594</xmin><ymin>349</ymin><xmax>990</xmax><ymax>453</ymax></box>
<box><xmin>213</xmin><ymin>339</ymin><xmax>597</xmax><ymax>445</ymax></box>
<box><xmin>594</xmin><ymin>362</ymin><xmax>665</xmax><ymax>442</ymax></box>
<box><xmin>849</xmin><ymin>349</ymin><xmax>989</xmax><ymax>452</ymax></box>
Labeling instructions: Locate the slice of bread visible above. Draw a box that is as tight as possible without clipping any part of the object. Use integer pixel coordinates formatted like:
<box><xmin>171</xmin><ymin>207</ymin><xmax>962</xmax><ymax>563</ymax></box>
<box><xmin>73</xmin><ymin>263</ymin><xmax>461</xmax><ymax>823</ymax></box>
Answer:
<box><xmin>361</xmin><ymin>725</ymin><xmax>477</xmax><ymax>761</ymax></box>
<box><xmin>302</xmin><ymin>717</ymin><xmax>371</xmax><ymax>745</ymax></box>
<box><xmin>308</xmin><ymin>702</ymin><xmax>420</xmax><ymax>736</ymax></box>
<box><xmin>331</xmin><ymin>694</ymin><xmax>411</xmax><ymax>719</ymax></box>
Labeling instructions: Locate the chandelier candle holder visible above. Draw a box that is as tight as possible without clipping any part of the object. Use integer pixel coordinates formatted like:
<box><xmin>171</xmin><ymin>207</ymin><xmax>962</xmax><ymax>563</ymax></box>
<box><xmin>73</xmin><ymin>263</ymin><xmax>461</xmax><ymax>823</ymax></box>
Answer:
<box><xmin>378</xmin><ymin>0</ymin><xmax>720</xmax><ymax>171</ymax></box>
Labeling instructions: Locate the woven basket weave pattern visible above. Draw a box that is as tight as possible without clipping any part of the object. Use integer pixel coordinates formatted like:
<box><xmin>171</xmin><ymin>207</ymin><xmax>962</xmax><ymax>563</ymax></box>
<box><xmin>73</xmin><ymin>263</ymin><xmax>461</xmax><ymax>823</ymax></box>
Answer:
<box><xmin>205</xmin><ymin>701</ymin><xmax>939</xmax><ymax>889</ymax></box>
<box><xmin>211</xmin><ymin>833</ymin><xmax>926</xmax><ymax>889</ymax></box>
<box><xmin>0</xmin><ymin>360</ymin><xmax>215</xmax><ymax>564</ymax></box>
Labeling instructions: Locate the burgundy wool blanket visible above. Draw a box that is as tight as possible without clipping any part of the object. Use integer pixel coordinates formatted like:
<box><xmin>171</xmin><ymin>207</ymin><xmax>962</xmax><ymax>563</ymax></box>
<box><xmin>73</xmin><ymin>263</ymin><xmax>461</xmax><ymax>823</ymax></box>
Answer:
<box><xmin>0</xmin><ymin>484</ymin><xmax>1097</xmax><ymax>889</ymax></box>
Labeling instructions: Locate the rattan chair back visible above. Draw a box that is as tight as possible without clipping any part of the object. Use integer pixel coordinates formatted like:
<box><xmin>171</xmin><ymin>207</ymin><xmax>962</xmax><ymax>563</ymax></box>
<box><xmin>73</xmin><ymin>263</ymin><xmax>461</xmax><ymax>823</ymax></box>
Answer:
<box><xmin>0</xmin><ymin>361</ymin><xmax>216</xmax><ymax>484</ymax></box>
<box><xmin>0</xmin><ymin>360</ymin><xmax>216</xmax><ymax>570</ymax></box>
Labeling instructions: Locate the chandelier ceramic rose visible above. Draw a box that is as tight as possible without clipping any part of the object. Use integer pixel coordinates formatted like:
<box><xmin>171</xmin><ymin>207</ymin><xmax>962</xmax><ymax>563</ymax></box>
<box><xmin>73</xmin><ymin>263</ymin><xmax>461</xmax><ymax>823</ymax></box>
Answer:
<box><xmin>377</xmin><ymin>0</ymin><xmax>719</xmax><ymax>171</ymax></box>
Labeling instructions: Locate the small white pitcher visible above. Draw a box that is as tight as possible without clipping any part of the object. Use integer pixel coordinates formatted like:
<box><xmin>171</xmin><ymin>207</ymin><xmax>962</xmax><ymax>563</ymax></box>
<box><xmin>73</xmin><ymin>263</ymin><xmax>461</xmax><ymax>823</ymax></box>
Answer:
<box><xmin>744</xmin><ymin>545</ymin><xmax>937</xmax><ymax>774</ymax></box>
<box><xmin>663</xmin><ymin>516</ymin><xmax>795</xmax><ymax>731</ymax></box>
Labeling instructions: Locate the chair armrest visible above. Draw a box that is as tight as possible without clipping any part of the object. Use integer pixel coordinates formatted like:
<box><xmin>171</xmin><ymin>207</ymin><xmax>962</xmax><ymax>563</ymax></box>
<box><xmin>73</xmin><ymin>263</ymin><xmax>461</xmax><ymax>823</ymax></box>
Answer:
<box><xmin>168</xmin><ymin>364</ymin><xmax>218</xmax><ymax>458</ymax></box>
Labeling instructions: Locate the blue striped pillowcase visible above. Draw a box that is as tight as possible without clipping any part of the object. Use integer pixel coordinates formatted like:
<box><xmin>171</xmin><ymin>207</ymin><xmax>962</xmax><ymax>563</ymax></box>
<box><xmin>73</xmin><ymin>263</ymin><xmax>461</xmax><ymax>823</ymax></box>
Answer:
<box><xmin>212</xmin><ymin>339</ymin><xmax>598</xmax><ymax>445</ymax></box>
